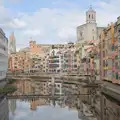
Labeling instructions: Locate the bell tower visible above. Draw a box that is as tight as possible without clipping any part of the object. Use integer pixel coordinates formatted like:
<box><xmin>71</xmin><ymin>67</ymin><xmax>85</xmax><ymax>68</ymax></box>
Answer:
<box><xmin>86</xmin><ymin>6</ymin><xmax>96</xmax><ymax>24</ymax></box>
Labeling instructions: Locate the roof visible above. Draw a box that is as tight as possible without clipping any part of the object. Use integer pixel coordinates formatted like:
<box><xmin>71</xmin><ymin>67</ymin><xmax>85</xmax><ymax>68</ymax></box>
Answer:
<box><xmin>77</xmin><ymin>24</ymin><xmax>87</xmax><ymax>29</ymax></box>
<box><xmin>87</xmin><ymin>6</ymin><xmax>96</xmax><ymax>13</ymax></box>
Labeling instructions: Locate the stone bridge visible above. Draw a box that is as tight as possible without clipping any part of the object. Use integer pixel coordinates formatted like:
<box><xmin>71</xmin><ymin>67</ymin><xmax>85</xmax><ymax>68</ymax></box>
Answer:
<box><xmin>7</xmin><ymin>94</ymin><xmax>89</xmax><ymax>100</ymax></box>
<box><xmin>7</xmin><ymin>73</ymin><xmax>95</xmax><ymax>85</ymax></box>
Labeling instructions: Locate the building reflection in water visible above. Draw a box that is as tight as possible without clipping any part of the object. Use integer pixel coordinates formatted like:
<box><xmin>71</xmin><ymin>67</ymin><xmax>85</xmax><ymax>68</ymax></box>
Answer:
<box><xmin>8</xmin><ymin>79</ymin><xmax>120</xmax><ymax>120</ymax></box>
<box><xmin>30</xmin><ymin>98</ymin><xmax>50</xmax><ymax>111</ymax></box>
<box><xmin>0</xmin><ymin>97</ymin><xmax>9</xmax><ymax>120</ymax></box>
<box><xmin>14</xmin><ymin>79</ymin><xmax>63</xmax><ymax>96</ymax></box>
<box><xmin>9</xmin><ymin>99</ymin><xmax>16</xmax><ymax>115</ymax></box>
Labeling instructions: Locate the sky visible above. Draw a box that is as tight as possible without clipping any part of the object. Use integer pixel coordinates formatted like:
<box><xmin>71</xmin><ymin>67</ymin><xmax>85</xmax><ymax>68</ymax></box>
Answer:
<box><xmin>1</xmin><ymin>0</ymin><xmax>120</xmax><ymax>49</ymax></box>
<box><xmin>9</xmin><ymin>100</ymin><xmax>80</xmax><ymax>120</ymax></box>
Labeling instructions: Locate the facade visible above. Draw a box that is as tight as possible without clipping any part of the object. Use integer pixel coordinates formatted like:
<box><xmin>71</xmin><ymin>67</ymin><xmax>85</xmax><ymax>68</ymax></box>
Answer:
<box><xmin>8</xmin><ymin>51</ymin><xmax>30</xmax><ymax>73</ymax></box>
<box><xmin>29</xmin><ymin>40</ymin><xmax>51</xmax><ymax>56</ymax></box>
<box><xmin>77</xmin><ymin>7</ymin><xmax>104</xmax><ymax>43</ymax></box>
<box><xmin>8</xmin><ymin>40</ymin><xmax>79</xmax><ymax>74</ymax></box>
<box><xmin>29</xmin><ymin>55</ymin><xmax>42</xmax><ymax>73</ymax></box>
<box><xmin>0</xmin><ymin>28</ymin><xmax>8</xmax><ymax>88</ymax></box>
<box><xmin>8</xmin><ymin>32</ymin><xmax>16</xmax><ymax>54</ymax></box>
<box><xmin>63</xmin><ymin>45</ymin><xmax>75</xmax><ymax>73</ymax></box>
<box><xmin>76</xmin><ymin>7</ymin><xmax>104</xmax><ymax>77</ymax></box>
<box><xmin>100</xmin><ymin>17</ymin><xmax>120</xmax><ymax>84</ymax></box>
<box><xmin>75</xmin><ymin>39</ymin><xmax>100</xmax><ymax>76</ymax></box>
<box><xmin>112</xmin><ymin>19</ymin><xmax>120</xmax><ymax>83</ymax></box>
<box><xmin>49</xmin><ymin>49</ymin><xmax>63</xmax><ymax>73</ymax></box>
<box><xmin>48</xmin><ymin>43</ymin><xmax>77</xmax><ymax>73</ymax></box>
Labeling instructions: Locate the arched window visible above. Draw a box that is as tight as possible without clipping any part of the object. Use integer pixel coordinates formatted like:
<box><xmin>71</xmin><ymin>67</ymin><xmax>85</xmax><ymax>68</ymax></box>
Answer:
<box><xmin>80</xmin><ymin>32</ymin><xmax>83</xmax><ymax>37</ymax></box>
<box><xmin>92</xmin><ymin>14</ymin><xmax>93</xmax><ymax>19</ymax></box>
<box><xmin>89</xmin><ymin>15</ymin><xmax>90</xmax><ymax>19</ymax></box>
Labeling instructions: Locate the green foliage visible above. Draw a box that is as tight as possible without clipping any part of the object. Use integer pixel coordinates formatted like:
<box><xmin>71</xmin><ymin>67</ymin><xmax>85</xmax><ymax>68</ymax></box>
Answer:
<box><xmin>0</xmin><ymin>85</ymin><xmax>17</xmax><ymax>94</ymax></box>
<box><xmin>8</xmin><ymin>79</ymin><xmax>16</xmax><ymax>84</ymax></box>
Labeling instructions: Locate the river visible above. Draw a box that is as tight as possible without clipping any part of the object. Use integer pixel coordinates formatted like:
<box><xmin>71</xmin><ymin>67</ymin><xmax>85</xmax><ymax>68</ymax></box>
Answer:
<box><xmin>0</xmin><ymin>78</ymin><xmax>120</xmax><ymax>120</ymax></box>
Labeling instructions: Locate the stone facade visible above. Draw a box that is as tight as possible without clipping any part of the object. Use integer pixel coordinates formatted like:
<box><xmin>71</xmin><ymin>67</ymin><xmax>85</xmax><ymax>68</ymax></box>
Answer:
<box><xmin>77</xmin><ymin>7</ymin><xmax>104</xmax><ymax>43</ymax></box>
<box><xmin>8</xmin><ymin>51</ymin><xmax>30</xmax><ymax>73</ymax></box>
<box><xmin>0</xmin><ymin>28</ymin><xmax>8</xmax><ymax>88</ymax></box>
<box><xmin>100</xmin><ymin>17</ymin><xmax>120</xmax><ymax>84</ymax></box>
<box><xmin>8</xmin><ymin>32</ymin><xmax>16</xmax><ymax>54</ymax></box>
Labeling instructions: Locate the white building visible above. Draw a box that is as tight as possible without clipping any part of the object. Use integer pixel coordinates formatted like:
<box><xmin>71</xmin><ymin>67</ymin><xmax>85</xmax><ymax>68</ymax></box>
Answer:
<box><xmin>48</xmin><ymin>43</ymin><xmax>77</xmax><ymax>73</ymax></box>
<box><xmin>49</xmin><ymin>49</ymin><xmax>63</xmax><ymax>73</ymax></box>
<box><xmin>0</xmin><ymin>28</ymin><xmax>8</xmax><ymax>88</ymax></box>
<box><xmin>77</xmin><ymin>6</ymin><xmax>104</xmax><ymax>43</ymax></box>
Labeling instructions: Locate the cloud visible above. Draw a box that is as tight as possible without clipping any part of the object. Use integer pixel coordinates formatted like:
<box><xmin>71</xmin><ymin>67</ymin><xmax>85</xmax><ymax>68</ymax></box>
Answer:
<box><xmin>0</xmin><ymin>0</ymin><xmax>3</xmax><ymax>5</ymax></box>
<box><xmin>23</xmin><ymin>29</ymin><xmax>42</xmax><ymax>36</ymax></box>
<box><xmin>14</xmin><ymin>8</ymin><xmax>84</xmax><ymax>47</ymax></box>
<box><xmin>8</xmin><ymin>0</ymin><xmax>23</xmax><ymax>3</ymax></box>
<box><xmin>10</xmin><ymin>100</ymin><xmax>80</xmax><ymax>120</ymax></box>
<box><xmin>1</xmin><ymin>0</ymin><xmax>120</xmax><ymax>49</ymax></box>
<box><xmin>94</xmin><ymin>0</ymin><xmax>120</xmax><ymax>26</ymax></box>
<box><xmin>6</xmin><ymin>18</ymin><xmax>26</xmax><ymax>29</ymax></box>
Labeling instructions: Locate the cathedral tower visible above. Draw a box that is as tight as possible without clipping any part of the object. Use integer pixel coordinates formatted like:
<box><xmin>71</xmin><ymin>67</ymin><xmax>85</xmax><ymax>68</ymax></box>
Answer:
<box><xmin>86</xmin><ymin>6</ymin><xmax>96</xmax><ymax>24</ymax></box>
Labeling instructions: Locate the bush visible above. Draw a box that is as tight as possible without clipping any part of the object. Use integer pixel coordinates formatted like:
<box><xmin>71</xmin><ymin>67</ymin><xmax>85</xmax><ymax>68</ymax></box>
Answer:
<box><xmin>8</xmin><ymin>79</ymin><xmax>16</xmax><ymax>84</ymax></box>
<box><xmin>0</xmin><ymin>85</ymin><xmax>17</xmax><ymax>94</ymax></box>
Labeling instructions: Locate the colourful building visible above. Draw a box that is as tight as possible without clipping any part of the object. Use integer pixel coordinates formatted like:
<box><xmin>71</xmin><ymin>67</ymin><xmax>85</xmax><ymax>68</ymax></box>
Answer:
<box><xmin>100</xmin><ymin>17</ymin><xmax>120</xmax><ymax>84</ymax></box>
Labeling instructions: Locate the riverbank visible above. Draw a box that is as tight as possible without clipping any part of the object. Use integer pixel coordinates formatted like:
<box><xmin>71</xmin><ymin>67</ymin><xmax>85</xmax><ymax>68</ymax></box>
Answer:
<box><xmin>0</xmin><ymin>79</ymin><xmax>17</xmax><ymax>96</ymax></box>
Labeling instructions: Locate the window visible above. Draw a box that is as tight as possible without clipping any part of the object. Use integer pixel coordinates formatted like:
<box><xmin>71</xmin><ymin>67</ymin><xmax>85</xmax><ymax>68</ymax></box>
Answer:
<box><xmin>118</xmin><ymin>29</ymin><xmax>120</xmax><ymax>33</ymax></box>
<box><xmin>103</xmin><ymin>60</ymin><xmax>105</xmax><ymax>67</ymax></box>
<box><xmin>89</xmin><ymin>15</ymin><xmax>90</xmax><ymax>18</ymax></box>
<box><xmin>116</xmin><ymin>73</ymin><xmax>119</xmax><ymax>80</ymax></box>
<box><xmin>112</xmin><ymin>72</ymin><xmax>115</xmax><ymax>78</ymax></box>
<box><xmin>92</xmin><ymin>14</ymin><xmax>93</xmax><ymax>19</ymax></box>
<box><xmin>80</xmin><ymin>32</ymin><xmax>83</xmax><ymax>37</ymax></box>
<box><xmin>119</xmin><ymin>50</ymin><xmax>120</xmax><ymax>58</ymax></box>
<box><xmin>118</xmin><ymin>37</ymin><xmax>120</xmax><ymax>43</ymax></box>
<box><xmin>103</xmin><ymin>51</ymin><xmax>105</xmax><ymax>57</ymax></box>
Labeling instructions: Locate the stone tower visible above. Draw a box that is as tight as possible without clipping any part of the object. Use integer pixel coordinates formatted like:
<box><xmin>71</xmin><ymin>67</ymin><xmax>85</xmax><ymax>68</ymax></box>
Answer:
<box><xmin>86</xmin><ymin>6</ymin><xmax>96</xmax><ymax>24</ymax></box>
<box><xmin>8</xmin><ymin>32</ymin><xmax>16</xmax><ymax>54</ymax></box>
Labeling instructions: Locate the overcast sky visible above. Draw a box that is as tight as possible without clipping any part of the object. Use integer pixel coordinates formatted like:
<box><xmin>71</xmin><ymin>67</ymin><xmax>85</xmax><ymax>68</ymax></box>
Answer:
<box><xmin>1</xmin><ymin>0</ymin><xmax>120</xmax><ymax>49</ymax></box>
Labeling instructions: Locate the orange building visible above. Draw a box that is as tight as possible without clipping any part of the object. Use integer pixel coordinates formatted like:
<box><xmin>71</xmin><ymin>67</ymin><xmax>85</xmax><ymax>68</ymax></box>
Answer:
<box><xmin>100</xmin><ymin>17</ymin><xmax>120</xmax><ymax>84</ymax></box>
<box><xmin>8</xmin><ymin>51</ymin><xmax>30</xmax><ymax>73</ymax></box>
<box><xmin>29</xmin><ymin>40</ymin><xmax>51</xmax><ymax>56</ymax></box>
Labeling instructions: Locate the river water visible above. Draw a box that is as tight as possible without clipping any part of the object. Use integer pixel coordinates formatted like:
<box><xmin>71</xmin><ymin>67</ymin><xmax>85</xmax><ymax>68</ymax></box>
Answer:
<box><xmin>0</xmin><ymin>78</ymin><xmax>120</xmax><ymax>120</ymax></box>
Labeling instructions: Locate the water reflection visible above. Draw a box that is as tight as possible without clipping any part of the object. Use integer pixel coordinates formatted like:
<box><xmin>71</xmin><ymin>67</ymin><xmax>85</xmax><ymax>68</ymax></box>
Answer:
<box><xmin>14</xmin><ymin>79</ymin><xmax>63</xmax><ymax>95</ymax></box>
<box><xmin>0</xmin><ymin>79</ymin><xmax>120</xmax><ymax>120</ymax></box>
<box><xmin>9</xmin><ymin>99</ymin><xmax>80</xmax><ymax>120</ymax></box>
<box><xmin>101</xmin><ymin>94</ymin><xmax>120</xmax><ymax>120</ymax></box>
<box><xmin>0</xmin><ymin>96</ymin><xmax>9</xmax><ymax>120</ymax></box>
<box><xmin>9</xmin><ymin>99</ymin><xmax>16</xmax><ymax>115</ymax></box>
